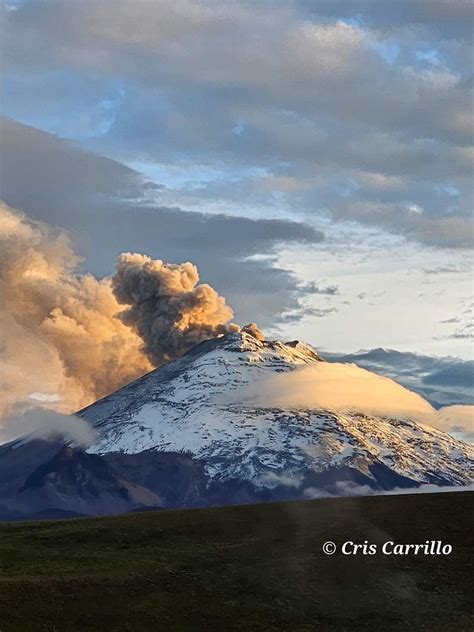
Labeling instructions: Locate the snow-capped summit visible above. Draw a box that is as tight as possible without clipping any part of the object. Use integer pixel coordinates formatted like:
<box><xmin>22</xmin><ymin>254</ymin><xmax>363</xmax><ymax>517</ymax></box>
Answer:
<box><xmin>79</xmin><ymin>331</ymin><xmax>473</xmax><ymax>496</ymax></box>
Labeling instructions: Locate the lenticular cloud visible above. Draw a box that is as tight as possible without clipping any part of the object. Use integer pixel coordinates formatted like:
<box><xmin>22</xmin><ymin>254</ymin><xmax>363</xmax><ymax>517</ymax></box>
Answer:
<box><xmin>241</xmin><ymin>361</ymin><xmax>473</xmax><ymax>436</ymax></box>
<box><xmin>243</xmin><ymin>362</ymin><xmax>433</xmax><ymax>418</ymax></box>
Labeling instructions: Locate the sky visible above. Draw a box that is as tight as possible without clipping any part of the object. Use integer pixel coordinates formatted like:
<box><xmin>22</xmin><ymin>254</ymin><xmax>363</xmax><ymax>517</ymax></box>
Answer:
<box><xmin>0</xmin><ymin>0</ymin><xmax>473</xmax><ymax>360</ymax></box>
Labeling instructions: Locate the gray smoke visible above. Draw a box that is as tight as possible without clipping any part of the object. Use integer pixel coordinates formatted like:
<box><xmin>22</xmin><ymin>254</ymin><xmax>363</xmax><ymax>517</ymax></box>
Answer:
<box><xmin>112</xmin><ymin>252</ymin><xmax>241</xmax><ymax>365</ymax></box>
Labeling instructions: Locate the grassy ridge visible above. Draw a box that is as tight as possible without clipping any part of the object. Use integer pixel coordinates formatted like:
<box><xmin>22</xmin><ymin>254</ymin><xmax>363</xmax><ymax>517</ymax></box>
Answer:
<box><xmin>0</xmin><ymin>492</ymin><xmax>473</xmax><ymax>631</ymax></box>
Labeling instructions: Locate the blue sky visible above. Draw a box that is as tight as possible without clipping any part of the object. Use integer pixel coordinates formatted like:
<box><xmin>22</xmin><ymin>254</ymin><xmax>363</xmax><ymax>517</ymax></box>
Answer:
<box><xmin>1</xmin><ymin>0</ymin><xmax>473</xmax><ymax>358</ymax></box>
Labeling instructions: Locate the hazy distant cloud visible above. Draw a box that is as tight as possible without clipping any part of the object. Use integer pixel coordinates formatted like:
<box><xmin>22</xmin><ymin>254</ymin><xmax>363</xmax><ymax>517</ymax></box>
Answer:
<box><xmin>437</xmin><ymin>308</ymin><xmax>474</xmax><ymax>340</ymax></box>
<box><xmin>0</xmin><ymin>408</ymin><xmax>96</xmax><ymax>447</ymax></box>
<box><xmin>0</xmin><ymin>117</ymin><xmax>149</xmax><ymax>224</ymax></box>
<box><xmin>305</xmin><ymin>482</ymin><xmax>474</xmax><ymax>500</ymax></box>
<box><xmin>277</xmin><ymin>306</ymin><xmax>339</xmax><ymax>324</ymax></box>
<box><xmin>298</xmin><ymin>282</ymin><xmax>339</xmax><ymax>296</ymax></box>
<box><xmin>447</xmin><ymin>328</ymin><xmax>474</xmax><ymax>340</ymax></box>
<box><xmin>301</xmin><ymin>0</ymin><xmax>474</xmax><ymax>42</ymax></box>
<box><xmin>0</xmin><ymin>117</ymin><xmax>325</xmax><ymax>326</ymax></box>
<box><xmin>1</xmin><ymin>0</ymin><xmax>472</xmax><ymax>248</ymax></box>
<box><xmin>424</xmin><ymin>266</ymin><xmax>465</xmax><ymax>275</ymax></box>
<box><xmin>426</xmin><ymin>363</ymin><xmax>474</xmax><ymax>389</ymax></box>
<box><xmin>331</xmin><ymin>199</ymin><xmax>473</xmax><ymax>249</ymax></box>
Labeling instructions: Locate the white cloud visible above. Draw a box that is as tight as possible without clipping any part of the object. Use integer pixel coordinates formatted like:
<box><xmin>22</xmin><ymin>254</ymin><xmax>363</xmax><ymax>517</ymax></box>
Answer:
<box><xmin>0</xmin><ymin>408</ymin><xmax>96</xmax><ymax>447</ymax></box>
<box><xmin>303</xmin><ymin>481</ymin><xmax>474</xmax><ymax>499</ymax></box>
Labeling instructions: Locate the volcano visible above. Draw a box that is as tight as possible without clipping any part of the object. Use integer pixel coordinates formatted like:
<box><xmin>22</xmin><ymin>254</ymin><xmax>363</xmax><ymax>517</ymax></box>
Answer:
<box><xmin>0</xmin><ymin>332</ymin><xmax>472</xmax><ymax>519</ymax></box>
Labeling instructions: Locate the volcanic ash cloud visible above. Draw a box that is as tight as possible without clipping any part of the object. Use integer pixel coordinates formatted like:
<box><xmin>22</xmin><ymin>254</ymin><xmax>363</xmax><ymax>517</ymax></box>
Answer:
<box><xmin>111</xmin><ymin>252</ymin><xmax>240</xmax><ymax>365</ymax></box>
<box><xmin>0</xmin><ymin>203</ymin><xmax>242</xmax><ymax>419</ymax></box>
<box><xmin>0</xmin><ymin>202</ymin><xmax>153</xmax><ymax>417</ymax></box>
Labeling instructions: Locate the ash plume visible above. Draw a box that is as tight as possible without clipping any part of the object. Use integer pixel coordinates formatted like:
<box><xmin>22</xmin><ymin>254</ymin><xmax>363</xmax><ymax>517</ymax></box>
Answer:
<box><xmin>0</xmin><ymin>203</ymin><xmax>246</xmax><ymax>423</ymax></box>
<box><xmin>0</xmin><ymin>202</ymin><xmax>152</xmax><ymax>417</ymax></box>
<box><xmin>241</xmin><ymin>322</ymin><xmax>265</xmax><ymax>341</ymax></box>
<box><xmin>111</xmin><ymin>252</ymin><xmax>240</xmax><ymax>365</ymax></box>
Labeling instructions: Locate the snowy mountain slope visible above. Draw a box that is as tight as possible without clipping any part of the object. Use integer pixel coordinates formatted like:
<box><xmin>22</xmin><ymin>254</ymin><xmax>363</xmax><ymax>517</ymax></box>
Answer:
<box><xmin>80</xmin><ymin>332</ymin><xmax>473</xmax><ymax>493</ymax></box>
<box><xmin>0</xmin><ymin>332</ymin><xmax>472</xmax><ymax>520</ymax></box>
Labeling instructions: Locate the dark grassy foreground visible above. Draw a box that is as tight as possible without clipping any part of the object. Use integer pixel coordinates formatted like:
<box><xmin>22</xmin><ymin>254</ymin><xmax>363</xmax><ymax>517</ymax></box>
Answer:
<box><xmin>0</xmin><ymin>492</ymin><xmax>472</xmax><ymax>631</ymax></box>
